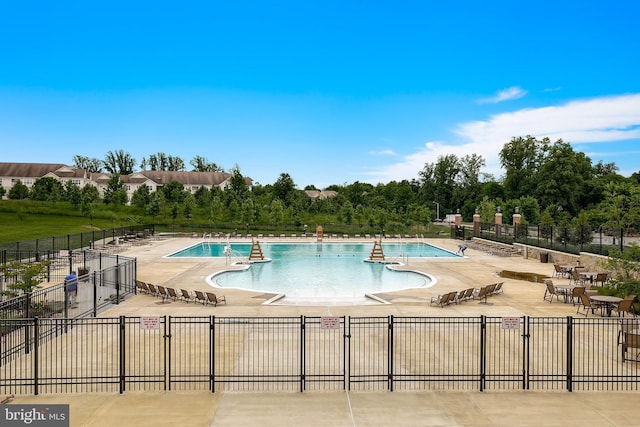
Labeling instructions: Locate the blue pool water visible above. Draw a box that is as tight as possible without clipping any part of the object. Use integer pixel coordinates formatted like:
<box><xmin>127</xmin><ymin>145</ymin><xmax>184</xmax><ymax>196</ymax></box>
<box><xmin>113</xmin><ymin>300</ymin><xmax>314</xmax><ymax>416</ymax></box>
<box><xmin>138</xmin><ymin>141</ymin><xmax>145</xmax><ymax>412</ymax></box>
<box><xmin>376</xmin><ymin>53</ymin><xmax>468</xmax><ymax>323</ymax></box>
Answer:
<box><xmin>168</xmin><ymin>242</ymin><xmax>458</xmax><ymax>301</ymax></box>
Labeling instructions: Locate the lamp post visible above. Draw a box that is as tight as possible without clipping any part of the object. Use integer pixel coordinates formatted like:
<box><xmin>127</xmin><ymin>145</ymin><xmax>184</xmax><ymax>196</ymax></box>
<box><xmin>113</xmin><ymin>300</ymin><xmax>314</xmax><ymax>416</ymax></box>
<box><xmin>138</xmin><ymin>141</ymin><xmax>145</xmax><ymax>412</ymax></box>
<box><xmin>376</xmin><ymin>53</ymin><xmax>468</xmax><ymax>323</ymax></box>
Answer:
<box><xmin>432</xmin><ymin>201</ymin><xmax>440</xmax><ymax>221</ymax></box>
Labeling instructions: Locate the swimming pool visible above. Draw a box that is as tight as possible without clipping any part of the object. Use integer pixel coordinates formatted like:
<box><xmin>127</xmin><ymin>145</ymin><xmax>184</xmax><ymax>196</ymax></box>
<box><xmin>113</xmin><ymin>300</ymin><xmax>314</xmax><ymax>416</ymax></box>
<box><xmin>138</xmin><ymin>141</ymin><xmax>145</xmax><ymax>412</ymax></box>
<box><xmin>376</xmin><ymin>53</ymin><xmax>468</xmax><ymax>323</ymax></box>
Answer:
<box><xmin>168</xmin><ymin>242</ymin><xmax>458</xmax><ymax>303</ymax></box>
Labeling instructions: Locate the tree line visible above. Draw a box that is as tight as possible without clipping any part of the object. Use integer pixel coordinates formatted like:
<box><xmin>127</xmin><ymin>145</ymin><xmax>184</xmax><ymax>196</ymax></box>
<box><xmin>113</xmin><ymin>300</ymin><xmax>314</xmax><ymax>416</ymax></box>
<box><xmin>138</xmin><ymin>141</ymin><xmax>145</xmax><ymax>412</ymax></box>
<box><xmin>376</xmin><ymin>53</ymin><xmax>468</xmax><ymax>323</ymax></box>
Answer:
<box><xmin>1</xmin><ymin>136</ymin><xmax>640</xmax><ymax>234</ymax></box>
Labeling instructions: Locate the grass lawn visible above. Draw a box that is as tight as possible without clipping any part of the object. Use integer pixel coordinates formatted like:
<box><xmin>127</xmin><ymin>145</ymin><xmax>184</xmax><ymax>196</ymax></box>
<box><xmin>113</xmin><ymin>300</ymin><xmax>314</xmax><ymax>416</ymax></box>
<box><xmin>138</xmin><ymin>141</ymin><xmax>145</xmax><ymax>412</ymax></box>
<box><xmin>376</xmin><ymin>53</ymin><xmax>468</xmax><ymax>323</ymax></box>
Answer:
<box><xmin>0</xmin><ymin>211</ymin><xmax>113</xmax><ymax>243</ymax></box>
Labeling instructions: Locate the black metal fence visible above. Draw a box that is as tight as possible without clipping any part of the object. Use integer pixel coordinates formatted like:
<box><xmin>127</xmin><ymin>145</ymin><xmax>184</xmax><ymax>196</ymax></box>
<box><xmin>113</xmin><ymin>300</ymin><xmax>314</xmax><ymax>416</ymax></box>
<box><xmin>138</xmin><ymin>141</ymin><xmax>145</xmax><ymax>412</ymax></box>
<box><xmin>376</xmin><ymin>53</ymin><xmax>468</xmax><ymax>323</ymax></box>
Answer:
<box><xmin>1</xmin><ymin>315</ymin><xmax>638</xmax><ymax>395</ymax></box>
<box><xmin>0</xmin><ymin>251</ymin><xmax>137</xmax><ymax>324</ymax></box>
<box><xmin>0</xmin><ymin>224</ymin><xmax>154</xmax><ymax>259</ymax></box>
<box><xmin>459</xmin><ymin>223</ymin><xmax>640</xmax><ymax>256</ymax></box>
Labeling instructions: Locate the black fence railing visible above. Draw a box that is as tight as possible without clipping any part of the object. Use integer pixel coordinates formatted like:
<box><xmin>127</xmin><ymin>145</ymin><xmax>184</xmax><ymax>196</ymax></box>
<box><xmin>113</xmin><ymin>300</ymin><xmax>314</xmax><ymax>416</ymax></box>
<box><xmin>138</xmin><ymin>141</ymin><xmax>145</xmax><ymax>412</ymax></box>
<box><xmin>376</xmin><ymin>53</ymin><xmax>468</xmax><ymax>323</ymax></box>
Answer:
<box><xmin>1</xmin><ymin>315</ymin><xmax>639</xmax><ymax>395</ymax></box>
<box><xmin>0</xmin><ymin>251</ymin><xmax>137</xmax><ymax>324</ymax></box>
<box><xmin>458</xmin><ymin>223</ymin><xmax>640</xmax><ymax>256</ymax></box>
<box><xmin>0</xmin><ymin>224</ymin><xmax>154</xmax><ymax>257</ymax></box>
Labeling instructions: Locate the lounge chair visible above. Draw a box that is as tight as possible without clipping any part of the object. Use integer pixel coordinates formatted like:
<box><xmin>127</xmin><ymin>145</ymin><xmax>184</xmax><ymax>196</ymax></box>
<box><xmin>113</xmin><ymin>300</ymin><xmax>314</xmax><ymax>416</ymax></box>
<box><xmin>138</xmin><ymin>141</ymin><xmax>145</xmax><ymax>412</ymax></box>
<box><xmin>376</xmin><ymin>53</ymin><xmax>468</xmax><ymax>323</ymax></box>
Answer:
<box><xmin>147</xmin><ymin>283</ymin><xmax>159</xmax><ymax>297</ymax></box>
<box><xmin>492</xmin><ymin>282</ymin><xmax>504</xmax><ymax>295</ymax></box>
<box><xmin>194</xmin><ymin>290</ymin><xmax>207</xmax><ymax>305</ymax></box>
<box><xmin>180</xmin><ymin>289</ymin><xmax>195</xmax><ymax>303</ymax></box>
<box><xmin>460</xmin><ymin>288</ymin><xmax>475</xmax><ymax>302</ymax></box>
<box><xmin>136</xmin><ymin>280</ymin><xmax>150</xmax><ymax>294</ymax></box>
<box><xmin>166</xmin><ymin>287</ymin><xmax>179</xmax><ymax>301</ymax></box>
<box><xmin>157</xmin><ymin>286</ymin><xmax>170</xmax><ymax>302</ymax></box>
<box><xmin>473</xmin><ymin>286</ymin><xmax>492</xmax><ymax>304</ymax></box>
<box><xmin>205</xmin><ymin>292</ymin><xmax>227</xmax><ymax>306</ymax></box>
<box><xmin>430</xmin><ymin>291</ymin><xmax>456</xmax><ymax>307</ymax></box>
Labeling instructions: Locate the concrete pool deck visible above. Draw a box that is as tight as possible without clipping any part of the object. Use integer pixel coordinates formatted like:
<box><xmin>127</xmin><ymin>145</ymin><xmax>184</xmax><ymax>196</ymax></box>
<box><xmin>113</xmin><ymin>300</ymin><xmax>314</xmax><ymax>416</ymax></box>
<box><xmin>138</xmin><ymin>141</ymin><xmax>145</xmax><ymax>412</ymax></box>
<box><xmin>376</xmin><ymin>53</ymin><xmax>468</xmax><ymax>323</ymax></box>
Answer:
<box><xmin>8</xmin><ymin>236</ymin><xmax>640</xmax><ymax>426</ymax></box>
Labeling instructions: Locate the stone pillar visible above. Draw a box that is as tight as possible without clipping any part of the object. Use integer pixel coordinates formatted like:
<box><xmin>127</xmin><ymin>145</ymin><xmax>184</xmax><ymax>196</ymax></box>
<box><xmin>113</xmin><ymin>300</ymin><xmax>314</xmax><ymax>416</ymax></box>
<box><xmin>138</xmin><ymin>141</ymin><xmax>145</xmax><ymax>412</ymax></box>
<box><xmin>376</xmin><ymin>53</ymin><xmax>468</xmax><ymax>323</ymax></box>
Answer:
<box><xmin>473</xmin><ymin>211</ymin><xmax>481</xmax><ymax>237</ymax></box>
<box><xmin>512</xmin><ymin>207</ymin><xmax>521</xmax><ymax>226</ymax></box>
<box><xmin>454</xmin><ymin>209</ymin><xmax>462</xmax><ymax>226</ymax></box>
<box><xmin>495</xmin><ymin>209</ymin><xmax>502</xmax><ymax>237</ymax></box>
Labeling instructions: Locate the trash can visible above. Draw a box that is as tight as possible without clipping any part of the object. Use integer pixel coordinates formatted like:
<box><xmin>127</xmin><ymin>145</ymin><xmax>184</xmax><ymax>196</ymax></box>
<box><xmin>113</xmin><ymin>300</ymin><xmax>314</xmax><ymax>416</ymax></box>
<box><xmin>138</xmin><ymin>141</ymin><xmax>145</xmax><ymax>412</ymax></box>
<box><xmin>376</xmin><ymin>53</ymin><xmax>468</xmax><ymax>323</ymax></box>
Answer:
<box><xmin>540</xmin><ymin>252</ymin><xmax>549</xmax><ymax>263</ymax></box>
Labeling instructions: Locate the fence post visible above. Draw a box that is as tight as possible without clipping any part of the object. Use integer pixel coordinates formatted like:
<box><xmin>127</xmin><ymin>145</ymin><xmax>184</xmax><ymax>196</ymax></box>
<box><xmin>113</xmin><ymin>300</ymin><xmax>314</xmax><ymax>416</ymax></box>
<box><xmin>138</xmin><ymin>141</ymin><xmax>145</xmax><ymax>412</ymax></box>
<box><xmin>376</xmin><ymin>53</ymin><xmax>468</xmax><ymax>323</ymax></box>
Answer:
<box><xmin>119</xmin><ymin>315</ymin><xmax>126</xmax><ymax>393</ymax></box>
<box><xmin>33</xmin><ymin>317</ymin><xmax>39</xmax><ymax>395</ymax></box>
<box><xmin>164</xmin><ymin>315</ymin><xmax>169</xmax><ymax>391</ymax></box>
<box><xmin>388</xmin><ymin>315</ymin><xmax>394</xmax><ymax>392</ymax></box>
<box><xmin>566</xmin><ymin>316</ymin><xmax>573</xmax><ymax>392</ymax></box>
<box><xmin>115</xmin><ymin>264</ymin><xmax>120</xmax><ymax>304</ymax></box>
<box><xmin>300</xmin><ymin>315</ymin><xmax>306</xmax><ymax>392</ymax></box>
<box><xmin>210</xmin><ymin>315</ymin><xmax>215</xmax><ymax>393</ymax></box>
<box><xmin>92</xmin><ymin>271</ymin><xmax>97</xmax><ymax>317</ymax></box>
<box><xmin>480</xmin><ymin>315</ymin><xmax>486</xmax><ymax>392</ymax></box>
<box><xmin>523</xmin><ymin>316</ymin><xmax>530</xmax><ymax>390</ymax></box>
<box><xmin>346</xmin><ymin>316</ymin><xmax>352</xmax><ymax>391</ymax></box>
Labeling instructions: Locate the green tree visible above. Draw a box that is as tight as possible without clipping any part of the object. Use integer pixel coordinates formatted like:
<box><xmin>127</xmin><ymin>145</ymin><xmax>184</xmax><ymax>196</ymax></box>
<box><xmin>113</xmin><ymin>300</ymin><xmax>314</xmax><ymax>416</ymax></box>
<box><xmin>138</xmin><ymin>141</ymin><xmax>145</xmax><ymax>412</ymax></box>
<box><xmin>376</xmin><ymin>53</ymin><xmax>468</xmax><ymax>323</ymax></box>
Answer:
<box><xmin>30</xmin><ymin>177</ymin><xmax>64</xmax><ymax>202</ymax></box>
<box><xmin>131</xmin><ymin>184</ymin><xmax>152</xmax><ymax>208</ymax></box>
<box><xmin>72</xmin><ymin>155</ymin><xmax>103</xmax><ymax>172</ymax></box>
<box><xmin>0</xmin><ymin>184</ymin><xmax>5</xmax><ymax>199</ymax></box>
<box><xmin>8</xmin><ymin>180</ymin><xmax>30</xmax><ymax>199</ymax></box>
<box><xmin>190</xmin><ymin>156</ymin><xmax>224</xmax><ymax>172</ymax></box>
<box><xmin>63</xmin><ymin>180</ymin><xmax>83</xmax><ymax>205</ymax></box>
<box><xmin>162</xmin><ymin>180</ymin><xmax>186</xmax><ymax>203</ymax></box>
<box><xmin>103</xmin><ymin>174</ymin><xmax>128</xmax><ymax>205</ymax></box>
<box><xmin>499</xmin><ymin>136</ymin><xmax>546</xmax><ymax>200</ymax></box>
<box><xmin>272</xmin><ymin>173</ymin><xmax>296</xmax><ymax>203</ymax></box>
<box><xmin>103</xmin><ymin>150</ymin><xmax>136</xmax><ymax>175</ymax></box>
<box><xmin>0</xmin><ymin>260</ymin><xmax>51</xmax><ymax>297</ymax></box>
<box><xmin>81</xmin><ymin>184</ymin><xmax>100</xmax><ymax>203</ymax></box>
<box><xmin>141</xmin><ymin>152</ymin><xmax>185</xmax><ymax>171</ymax></box>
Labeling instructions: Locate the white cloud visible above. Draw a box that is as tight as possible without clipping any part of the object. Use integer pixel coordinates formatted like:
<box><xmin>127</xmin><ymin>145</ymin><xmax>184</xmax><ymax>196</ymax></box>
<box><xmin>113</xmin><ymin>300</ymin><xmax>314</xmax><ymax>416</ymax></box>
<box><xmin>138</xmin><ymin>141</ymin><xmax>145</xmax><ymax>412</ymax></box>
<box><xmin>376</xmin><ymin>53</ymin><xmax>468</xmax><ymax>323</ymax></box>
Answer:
<box><xmin>478</xmin><ymin>86</ymin><xmax>528</xmax><ymax>104</ymax></box>
<box><xmin>365</xmin><ymin>93</ymin><xmax>640</xmax><ymax>183</ymax></box>
<box><xmin>369</xmin><ymin>149</ymin><xmax>398</xmax><ymax>156</ymax></box>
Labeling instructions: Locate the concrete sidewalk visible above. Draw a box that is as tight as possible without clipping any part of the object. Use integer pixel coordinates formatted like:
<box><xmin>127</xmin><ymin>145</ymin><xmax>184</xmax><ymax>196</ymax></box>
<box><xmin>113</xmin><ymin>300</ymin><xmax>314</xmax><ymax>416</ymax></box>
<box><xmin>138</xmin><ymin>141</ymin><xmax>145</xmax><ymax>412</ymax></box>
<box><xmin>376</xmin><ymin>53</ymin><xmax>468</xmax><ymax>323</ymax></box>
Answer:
<box><xmin>9</xmin><ymin>389</ymin><xmax>638</xmax><ymax>426</ymax></box>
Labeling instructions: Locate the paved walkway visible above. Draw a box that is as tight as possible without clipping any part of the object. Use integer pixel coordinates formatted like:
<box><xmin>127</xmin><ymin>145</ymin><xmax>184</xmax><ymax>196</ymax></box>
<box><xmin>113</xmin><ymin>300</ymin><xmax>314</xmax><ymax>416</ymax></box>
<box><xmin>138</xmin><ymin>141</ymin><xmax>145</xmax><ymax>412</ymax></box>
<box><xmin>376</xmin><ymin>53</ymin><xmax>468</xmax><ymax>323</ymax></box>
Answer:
<box><xmin>7</xmin><ymin>237</ymin><xmax>639</xmax><ymax>426</ymax></box>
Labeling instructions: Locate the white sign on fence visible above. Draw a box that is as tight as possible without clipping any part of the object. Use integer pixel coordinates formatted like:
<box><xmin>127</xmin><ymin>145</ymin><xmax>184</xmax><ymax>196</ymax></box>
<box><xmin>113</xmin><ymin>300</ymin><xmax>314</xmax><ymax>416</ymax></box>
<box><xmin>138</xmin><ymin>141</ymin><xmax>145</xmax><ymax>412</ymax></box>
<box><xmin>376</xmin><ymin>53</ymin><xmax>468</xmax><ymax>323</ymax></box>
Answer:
<box><xmin>140</xmin><ymin>316</ymin><xmax>161</xmax><ymax>330</ymax></box>
<box><xmin>320</xmin><ymin>316</ymin><xmax>340</xmax><ymax>330</ymax></box>
<box><xmin>501</xmin><ymin>317</ymin><xmax>521</xmax><ymax>330</ymax></box>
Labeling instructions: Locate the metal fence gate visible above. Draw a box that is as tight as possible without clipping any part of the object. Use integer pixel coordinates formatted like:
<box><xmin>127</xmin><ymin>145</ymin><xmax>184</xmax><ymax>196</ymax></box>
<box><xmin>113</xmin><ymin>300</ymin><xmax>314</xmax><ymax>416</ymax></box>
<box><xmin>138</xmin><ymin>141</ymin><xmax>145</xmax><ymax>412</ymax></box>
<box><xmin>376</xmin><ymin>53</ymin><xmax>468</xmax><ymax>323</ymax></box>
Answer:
<box><xmin>1</xmin><ymin>315</ymin><xmax>639</xmax><ymax>395</ymax></box>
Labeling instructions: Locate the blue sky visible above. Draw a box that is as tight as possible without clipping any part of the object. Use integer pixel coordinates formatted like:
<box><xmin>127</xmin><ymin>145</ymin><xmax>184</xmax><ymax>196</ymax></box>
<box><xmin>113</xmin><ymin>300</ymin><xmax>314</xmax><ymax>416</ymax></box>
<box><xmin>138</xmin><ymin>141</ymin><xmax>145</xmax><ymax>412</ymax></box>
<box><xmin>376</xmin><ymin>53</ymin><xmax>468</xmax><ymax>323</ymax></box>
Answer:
<box><xmin>1</xmin><ymin>1</ymin><xmax>639</xmax><ymax>188</ymax></box>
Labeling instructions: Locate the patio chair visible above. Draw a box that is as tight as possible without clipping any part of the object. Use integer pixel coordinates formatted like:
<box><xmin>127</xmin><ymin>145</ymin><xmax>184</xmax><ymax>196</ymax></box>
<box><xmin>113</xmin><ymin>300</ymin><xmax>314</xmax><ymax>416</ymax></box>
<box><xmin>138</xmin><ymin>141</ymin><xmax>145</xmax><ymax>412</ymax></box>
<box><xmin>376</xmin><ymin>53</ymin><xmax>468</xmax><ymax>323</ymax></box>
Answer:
<box><xmin>543</xmin><ymin>280</ymin><xmax>561</xmax><ymax>303</ymax></box>
<box><xmin>205</xmin><ymin>292</ymin><xmax>227</xmax><ymax>307</ymax></box>
<box><xmin>569</xmin><ymin>269</ymin><xmax>585</xmax><ymax>286</ymax></box>
<box><xmin>180</xmin><ymin>289</ymin><xmax>195</xmax><ymax>303</ymax></box>
<box><xmin>613</xmin><ymin>299</ymin><xmax>635</xmax><ymax>317</ymax></box>
<box><xmin>594</xmin><ymin>272</ymin><xmax>609</xmax><ymax>287</ymax></box>
<box><xmin>576</xmin><ymin>293</ymin><xmax>600</xmax><ymax>317</ymax></box>
<box><xmin>621</xmin><ymin>331</ymin><xmax>640</xmax><ymax>363</ymax></box>
<box><xmin>194</xmin><ymin>290</ymin><xmax>207</xmax><ymax>305</ymax></box>
<box><xmin>617</xmin><ymin>318</ymin><xmax>640</xmax><ymax>346</ymax></box>
<box><xmin>552</xmin><ymin>264</ymin><xmax>564</xmax><ymax>278</ymax></box>
<box><xmin>569</xmin><ymin>286</ymin><xmax>586</xmax><ymax>306</ymax></box>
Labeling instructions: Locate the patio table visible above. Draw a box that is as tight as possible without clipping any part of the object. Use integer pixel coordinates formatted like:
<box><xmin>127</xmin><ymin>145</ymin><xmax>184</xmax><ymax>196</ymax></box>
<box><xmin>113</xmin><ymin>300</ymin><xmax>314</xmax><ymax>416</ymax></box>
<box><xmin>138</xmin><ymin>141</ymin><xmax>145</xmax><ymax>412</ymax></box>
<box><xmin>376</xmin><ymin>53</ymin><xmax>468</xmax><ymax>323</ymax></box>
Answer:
<box><xmin>554</xmin><ymin>285</ymin><xmax>576</xmax><ymax>303</ymax></box>
<box><xmin>590</xmin><ymin>295</ymin><xmax>622</xmax><ymax>317</ymax></box>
